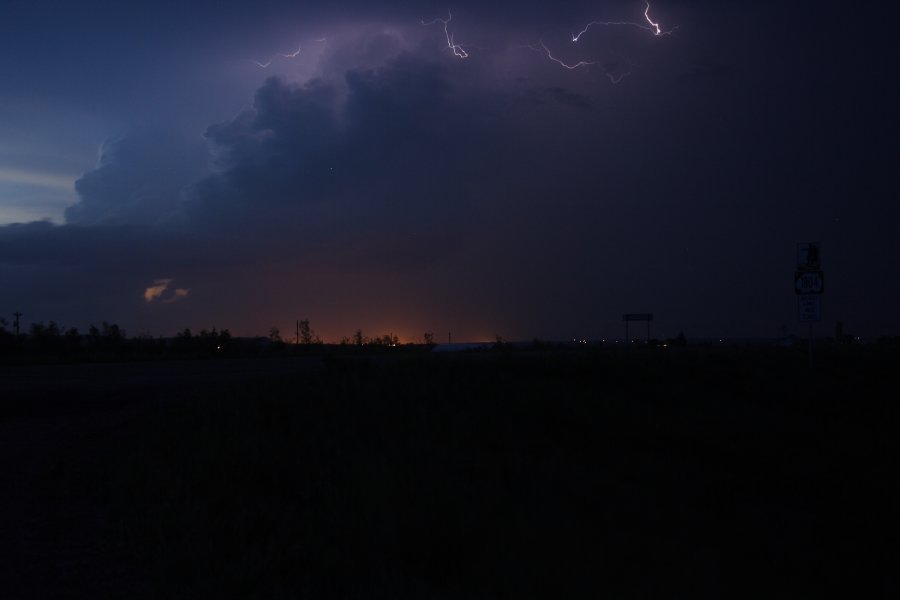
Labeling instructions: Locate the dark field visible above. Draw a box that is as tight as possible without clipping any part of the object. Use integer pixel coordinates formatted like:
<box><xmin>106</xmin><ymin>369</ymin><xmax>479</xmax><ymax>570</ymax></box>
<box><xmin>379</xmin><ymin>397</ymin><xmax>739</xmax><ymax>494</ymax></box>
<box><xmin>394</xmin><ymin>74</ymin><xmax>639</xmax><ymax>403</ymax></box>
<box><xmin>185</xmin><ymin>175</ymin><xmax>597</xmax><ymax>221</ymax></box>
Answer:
<box><xmin>2</xmin><ymin>346</ymin><xmax>898</xmax><ymax>598</ymax></box>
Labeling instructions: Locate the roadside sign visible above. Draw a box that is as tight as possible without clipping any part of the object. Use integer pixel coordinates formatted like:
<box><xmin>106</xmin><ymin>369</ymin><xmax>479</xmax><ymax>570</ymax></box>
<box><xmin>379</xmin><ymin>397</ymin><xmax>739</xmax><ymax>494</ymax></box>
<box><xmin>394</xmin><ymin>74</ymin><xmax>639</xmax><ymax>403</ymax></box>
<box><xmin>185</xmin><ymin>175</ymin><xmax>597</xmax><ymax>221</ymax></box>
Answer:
<box><xmin>622</xmin><ymin>313</ymin><xmax>653</xmax><ymax>321</ymax></box>
<box><xmin>798</xmin><ymin>295</ymin><xmax>821</xmax><ymax>322</ymax></box>
<box><xmin>796</xmin><ymin>243</ymin><xmax>823</xmax><ymax>366</ymax></box>
<box><xmin>795</xmin><ymin>271</ymin><xmax>824</xmax><ymax>294</ymax></box>
<box><xmin>797</xmin><ymin>242</ymin><xmax>821</xmax><ymax>271</ymax></box>
<box><xmin>622</xmin><ymin>313</ymin><xmax>653</xmax><ymax>344</ymax></box>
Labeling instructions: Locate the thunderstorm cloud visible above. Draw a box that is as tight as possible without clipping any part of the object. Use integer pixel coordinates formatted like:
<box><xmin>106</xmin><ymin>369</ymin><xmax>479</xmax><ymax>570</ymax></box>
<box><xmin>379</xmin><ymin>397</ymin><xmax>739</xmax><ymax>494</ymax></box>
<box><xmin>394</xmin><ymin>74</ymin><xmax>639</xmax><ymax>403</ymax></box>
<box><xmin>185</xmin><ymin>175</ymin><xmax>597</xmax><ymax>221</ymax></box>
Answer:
<box><xmin>0</xmin><ymin>2</ymin><xmax>896</xmax><ymax>338</ymax></box>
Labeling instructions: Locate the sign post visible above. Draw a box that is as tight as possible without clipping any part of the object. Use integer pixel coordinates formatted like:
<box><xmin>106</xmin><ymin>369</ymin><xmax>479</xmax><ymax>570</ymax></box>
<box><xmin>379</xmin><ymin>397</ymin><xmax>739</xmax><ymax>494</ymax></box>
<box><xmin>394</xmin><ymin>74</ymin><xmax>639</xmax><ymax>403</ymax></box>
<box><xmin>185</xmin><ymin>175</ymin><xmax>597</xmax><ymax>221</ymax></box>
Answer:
<box><xmin>796</xmin><ymin>243</ymin><xmax>823</xmax><ymax>367</ymax></box>
<box><xmin>622</xmin><ymin>313</ymin><xmax>653</xmax><ymax>345</ymax></box>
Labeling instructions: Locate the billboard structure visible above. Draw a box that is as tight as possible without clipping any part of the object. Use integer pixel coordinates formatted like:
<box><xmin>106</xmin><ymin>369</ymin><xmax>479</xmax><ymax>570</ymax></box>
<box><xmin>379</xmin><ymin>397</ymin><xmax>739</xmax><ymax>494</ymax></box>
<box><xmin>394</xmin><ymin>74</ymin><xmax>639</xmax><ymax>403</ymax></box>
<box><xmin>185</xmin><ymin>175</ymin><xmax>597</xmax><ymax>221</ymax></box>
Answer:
<box><xmin>622</xmin><ymin>313</ymin><xmax>653</xmax><ymax>344</ymax></box>
<box><xmin>796</xmin><ymin>242</ymin><xmax>823</xmax><ymax>366</ymax></box>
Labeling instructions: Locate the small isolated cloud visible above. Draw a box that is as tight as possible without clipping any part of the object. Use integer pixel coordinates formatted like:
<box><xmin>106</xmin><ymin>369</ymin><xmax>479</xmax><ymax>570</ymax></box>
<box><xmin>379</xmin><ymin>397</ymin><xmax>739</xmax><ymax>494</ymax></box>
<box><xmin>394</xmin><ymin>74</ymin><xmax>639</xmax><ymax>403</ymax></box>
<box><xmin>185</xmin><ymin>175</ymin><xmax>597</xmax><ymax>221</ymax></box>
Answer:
<box><xmin>144</xmin><ymin>278</ymin><xmax>189</xmax><ymax>304</ymax></box>
<box><xmin>144</xmin><ymin>279</ymin><xmax>172</xmax><ymax>303</ymax></box>
<box><xmin>165</xmin><ymin>288</ymin><xmax>190</xmax><ymax>303</ymax></box>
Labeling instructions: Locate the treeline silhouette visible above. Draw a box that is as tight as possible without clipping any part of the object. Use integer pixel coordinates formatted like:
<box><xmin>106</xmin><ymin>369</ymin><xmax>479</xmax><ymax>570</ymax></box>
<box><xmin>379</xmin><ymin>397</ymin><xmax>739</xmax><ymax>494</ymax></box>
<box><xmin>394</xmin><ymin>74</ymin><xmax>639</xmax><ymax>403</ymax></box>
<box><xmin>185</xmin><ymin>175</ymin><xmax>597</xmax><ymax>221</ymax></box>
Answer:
<box><xmin>0</xmin><ymin>317</ymin><xmax>439</xmax><ymax>363</ymax></box>
<box><xmin>4</xmin><ymin>314</ymin><xmax>897</xmax><ymax>364</ymax></box>
<box><xmin>1</xmin><ymin>320</ymin><xmax>131</xmax><ymax>357</ymax></box>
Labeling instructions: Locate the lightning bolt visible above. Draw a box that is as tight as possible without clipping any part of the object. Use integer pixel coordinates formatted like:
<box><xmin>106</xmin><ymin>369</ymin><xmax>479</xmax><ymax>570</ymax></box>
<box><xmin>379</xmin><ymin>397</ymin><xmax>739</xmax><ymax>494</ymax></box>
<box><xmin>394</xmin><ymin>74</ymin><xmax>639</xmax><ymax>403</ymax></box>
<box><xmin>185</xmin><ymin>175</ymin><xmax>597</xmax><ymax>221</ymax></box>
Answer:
<box><xmin>603</xmin><ymin>58</ymin><xmax>638</xmax><ymax>83</ymax></box>
<box><xmin>528</xmin><ymin>2</ymin><xmax>674</xmax><ymax>81</ymax></box>
<box><xmin>572</xmin><ymin>1</ymin><xmax>677</xmax><ymax>42</ymax></box>
<box><xmin>422</xmin><ymin>10</ymin><xmax>469</xmax><ymax>58</ymax></box>
<box><xmin>642</xmin><ymin>1</ymin><xmax>676</xmax><ymax>36</ymax></box>
<box><xmin>277</xmin><ymin>45</ymin><xmax>302</xmax><ymax>59</ymax></box>
<box><xmin>527</xmin><ymin>41</ymin><xmax>634</xmax><ymax>84</ymax></box>
<box><xmin>249</xmin><ymin>43</ymin><xmax>303</xmax><ymax>69</ymax></box>
<box><xmin>528</xmin><ymin>40</ymin><xmax>595</xmax><ymax>70</ymax></box>
<box><xmin>572</xmin><ymin>20</ymin><xmax>648</xmax><ymax>43</ymax></box>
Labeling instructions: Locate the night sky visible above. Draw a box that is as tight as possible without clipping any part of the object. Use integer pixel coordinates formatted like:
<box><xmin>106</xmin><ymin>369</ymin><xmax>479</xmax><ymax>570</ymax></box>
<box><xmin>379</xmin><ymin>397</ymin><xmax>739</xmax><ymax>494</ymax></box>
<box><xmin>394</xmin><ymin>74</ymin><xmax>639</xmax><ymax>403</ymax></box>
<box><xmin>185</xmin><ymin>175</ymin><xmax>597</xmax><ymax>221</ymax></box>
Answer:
<box><xmin>1</xmin><ymin>0</ymin><xmax>896</xmax><ymax>342</ymax></box>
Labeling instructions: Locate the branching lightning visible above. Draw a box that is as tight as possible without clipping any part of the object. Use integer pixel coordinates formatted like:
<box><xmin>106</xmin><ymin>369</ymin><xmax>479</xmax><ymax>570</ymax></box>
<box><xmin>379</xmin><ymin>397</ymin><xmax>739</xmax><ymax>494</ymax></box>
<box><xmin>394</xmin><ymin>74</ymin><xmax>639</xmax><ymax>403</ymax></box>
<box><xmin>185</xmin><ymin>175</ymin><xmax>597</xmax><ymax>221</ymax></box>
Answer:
<box><xmin>528</xmin><ymin>1</ymin><xmax>675</xmax><ymax>82</ymax></box>
<box><xmin>250</xmin><ymin>44</ymin><xmax>303</xmax><ymax>69</ymax></box>
<box><xmin>241</xmin><ymin>3</ymin><xmax>672</xmax><ymax>85</ymax></box>
<box><xmin>642</xmin><ymin>1</ymin><xmax>676</xmax><ymax>37</ymax></box>
<box><xmin>527</xmin><ymin>41</ymin><xmax>634</xmax><ymax>84</ymax></box>
<box><xmin>422</xmin><ymin>10</ymin><xmax>469</xmax><ymax>58</ymax></box>
<box><xmin>572</xmin><ymin>1</ymin><xmax>676</xmax><ymax>42</ymax></box>
<box><xmin>277</xmin><ymin>45</ymin><xmax>302</xmax><ymax>59</ymax></box>
<box><xmin>572</xmin><ymin>19</ymin><xmax>646</xmax><ymax>43</ymax></box>
<box><xmin>528</xmin><ymin>40</ymin><xmax>595</xmax><ymax>71</ymax></box>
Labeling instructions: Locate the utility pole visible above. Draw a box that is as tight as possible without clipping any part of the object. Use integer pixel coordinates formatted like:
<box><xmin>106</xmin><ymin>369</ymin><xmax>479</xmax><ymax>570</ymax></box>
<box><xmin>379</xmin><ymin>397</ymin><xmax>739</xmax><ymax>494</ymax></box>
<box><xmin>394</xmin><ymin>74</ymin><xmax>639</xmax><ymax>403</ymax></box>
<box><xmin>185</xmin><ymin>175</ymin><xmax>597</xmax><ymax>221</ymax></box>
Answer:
<box><xmin>808</xmin><ymin>322</ymin><xmax>814</xmax><ymax>368</ymax></box>
<box><xmin>448</xmin><ymin>331</ymin><xmax>451</xmax><ymax>345</ymax></box>
<box><xmin>13</xmin><ymin>311</ymin><xmax>22</xmax><ymax>342</ymax></box>
<box><xmin>296</xmin><ymin>320</ymin><xmax>300</xmax><ymax>345</ymax></box>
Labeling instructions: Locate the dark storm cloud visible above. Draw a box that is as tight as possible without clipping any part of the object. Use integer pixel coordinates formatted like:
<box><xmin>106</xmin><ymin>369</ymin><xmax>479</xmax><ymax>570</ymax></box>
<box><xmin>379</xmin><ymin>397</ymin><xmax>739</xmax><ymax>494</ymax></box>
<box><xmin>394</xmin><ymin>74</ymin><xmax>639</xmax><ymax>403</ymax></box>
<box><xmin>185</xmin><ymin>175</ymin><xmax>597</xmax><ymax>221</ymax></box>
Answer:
<box><xmin>66</xmin><ymin>134</ymin><xmax>208</xmax><ymax>226</ymax></box>
<box><xmin>0</xmin><ymin>51</ymin><xmax>486</xmax><ymax>308</ymax></box>
<box><xmin>0</xmin><ymin>37</ymin><xmax>623</xmax><ymax>335</ymax></box>
<box><xmin>2</xmin><ymin>1</ymin><xmax>897</xmax><ymax>339</ymax></box>
<box><xmin>0</xmin><ymin>221</ymin><xmax>183</xmax><ymax>329</ymax></box>
<box><xmin>185</xmin><ymin>50</ymin><xmax>518</xmax><ymax>259</ymax></box>
<box><xmin>542</xmin><ymin>87</ymin><xmax>596</xmax><ymax>111</ymax></box>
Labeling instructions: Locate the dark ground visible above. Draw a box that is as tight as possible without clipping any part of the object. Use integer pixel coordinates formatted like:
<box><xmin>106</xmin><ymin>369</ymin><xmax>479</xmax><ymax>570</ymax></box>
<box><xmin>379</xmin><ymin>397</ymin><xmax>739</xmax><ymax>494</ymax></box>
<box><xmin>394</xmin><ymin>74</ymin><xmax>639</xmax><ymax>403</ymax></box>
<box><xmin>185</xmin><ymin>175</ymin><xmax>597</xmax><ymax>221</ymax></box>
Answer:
<box><xmin>1</xmin><ymin>346</ymin><xmax>898</xmax><ymax>598</ymax></box>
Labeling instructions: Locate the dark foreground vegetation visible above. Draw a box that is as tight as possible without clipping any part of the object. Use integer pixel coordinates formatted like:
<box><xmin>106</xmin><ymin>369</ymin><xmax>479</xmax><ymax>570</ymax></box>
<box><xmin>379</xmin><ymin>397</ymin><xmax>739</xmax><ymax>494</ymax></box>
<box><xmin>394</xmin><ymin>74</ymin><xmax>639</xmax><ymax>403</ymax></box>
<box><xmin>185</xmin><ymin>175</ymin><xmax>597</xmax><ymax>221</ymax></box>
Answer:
<box><xmin>0</xmin><ymin>317</ymin><xmax>408</xmax><ymax>365</ymax></box>
<box><xmin>2</xmin><ymin>346</ymin><xmax>899</xmax><ymax>597</ymax></box>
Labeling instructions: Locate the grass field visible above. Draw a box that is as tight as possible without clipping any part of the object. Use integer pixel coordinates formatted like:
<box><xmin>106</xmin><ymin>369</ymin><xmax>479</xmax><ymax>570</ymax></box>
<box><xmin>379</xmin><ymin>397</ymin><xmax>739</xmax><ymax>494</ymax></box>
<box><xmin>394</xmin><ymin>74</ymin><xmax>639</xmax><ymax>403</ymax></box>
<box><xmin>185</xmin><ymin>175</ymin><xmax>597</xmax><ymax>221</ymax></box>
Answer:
<box><xmin>6</xmin><ymin>345</ymin><xmax>899</xmax><ymax>597</ymax></box>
